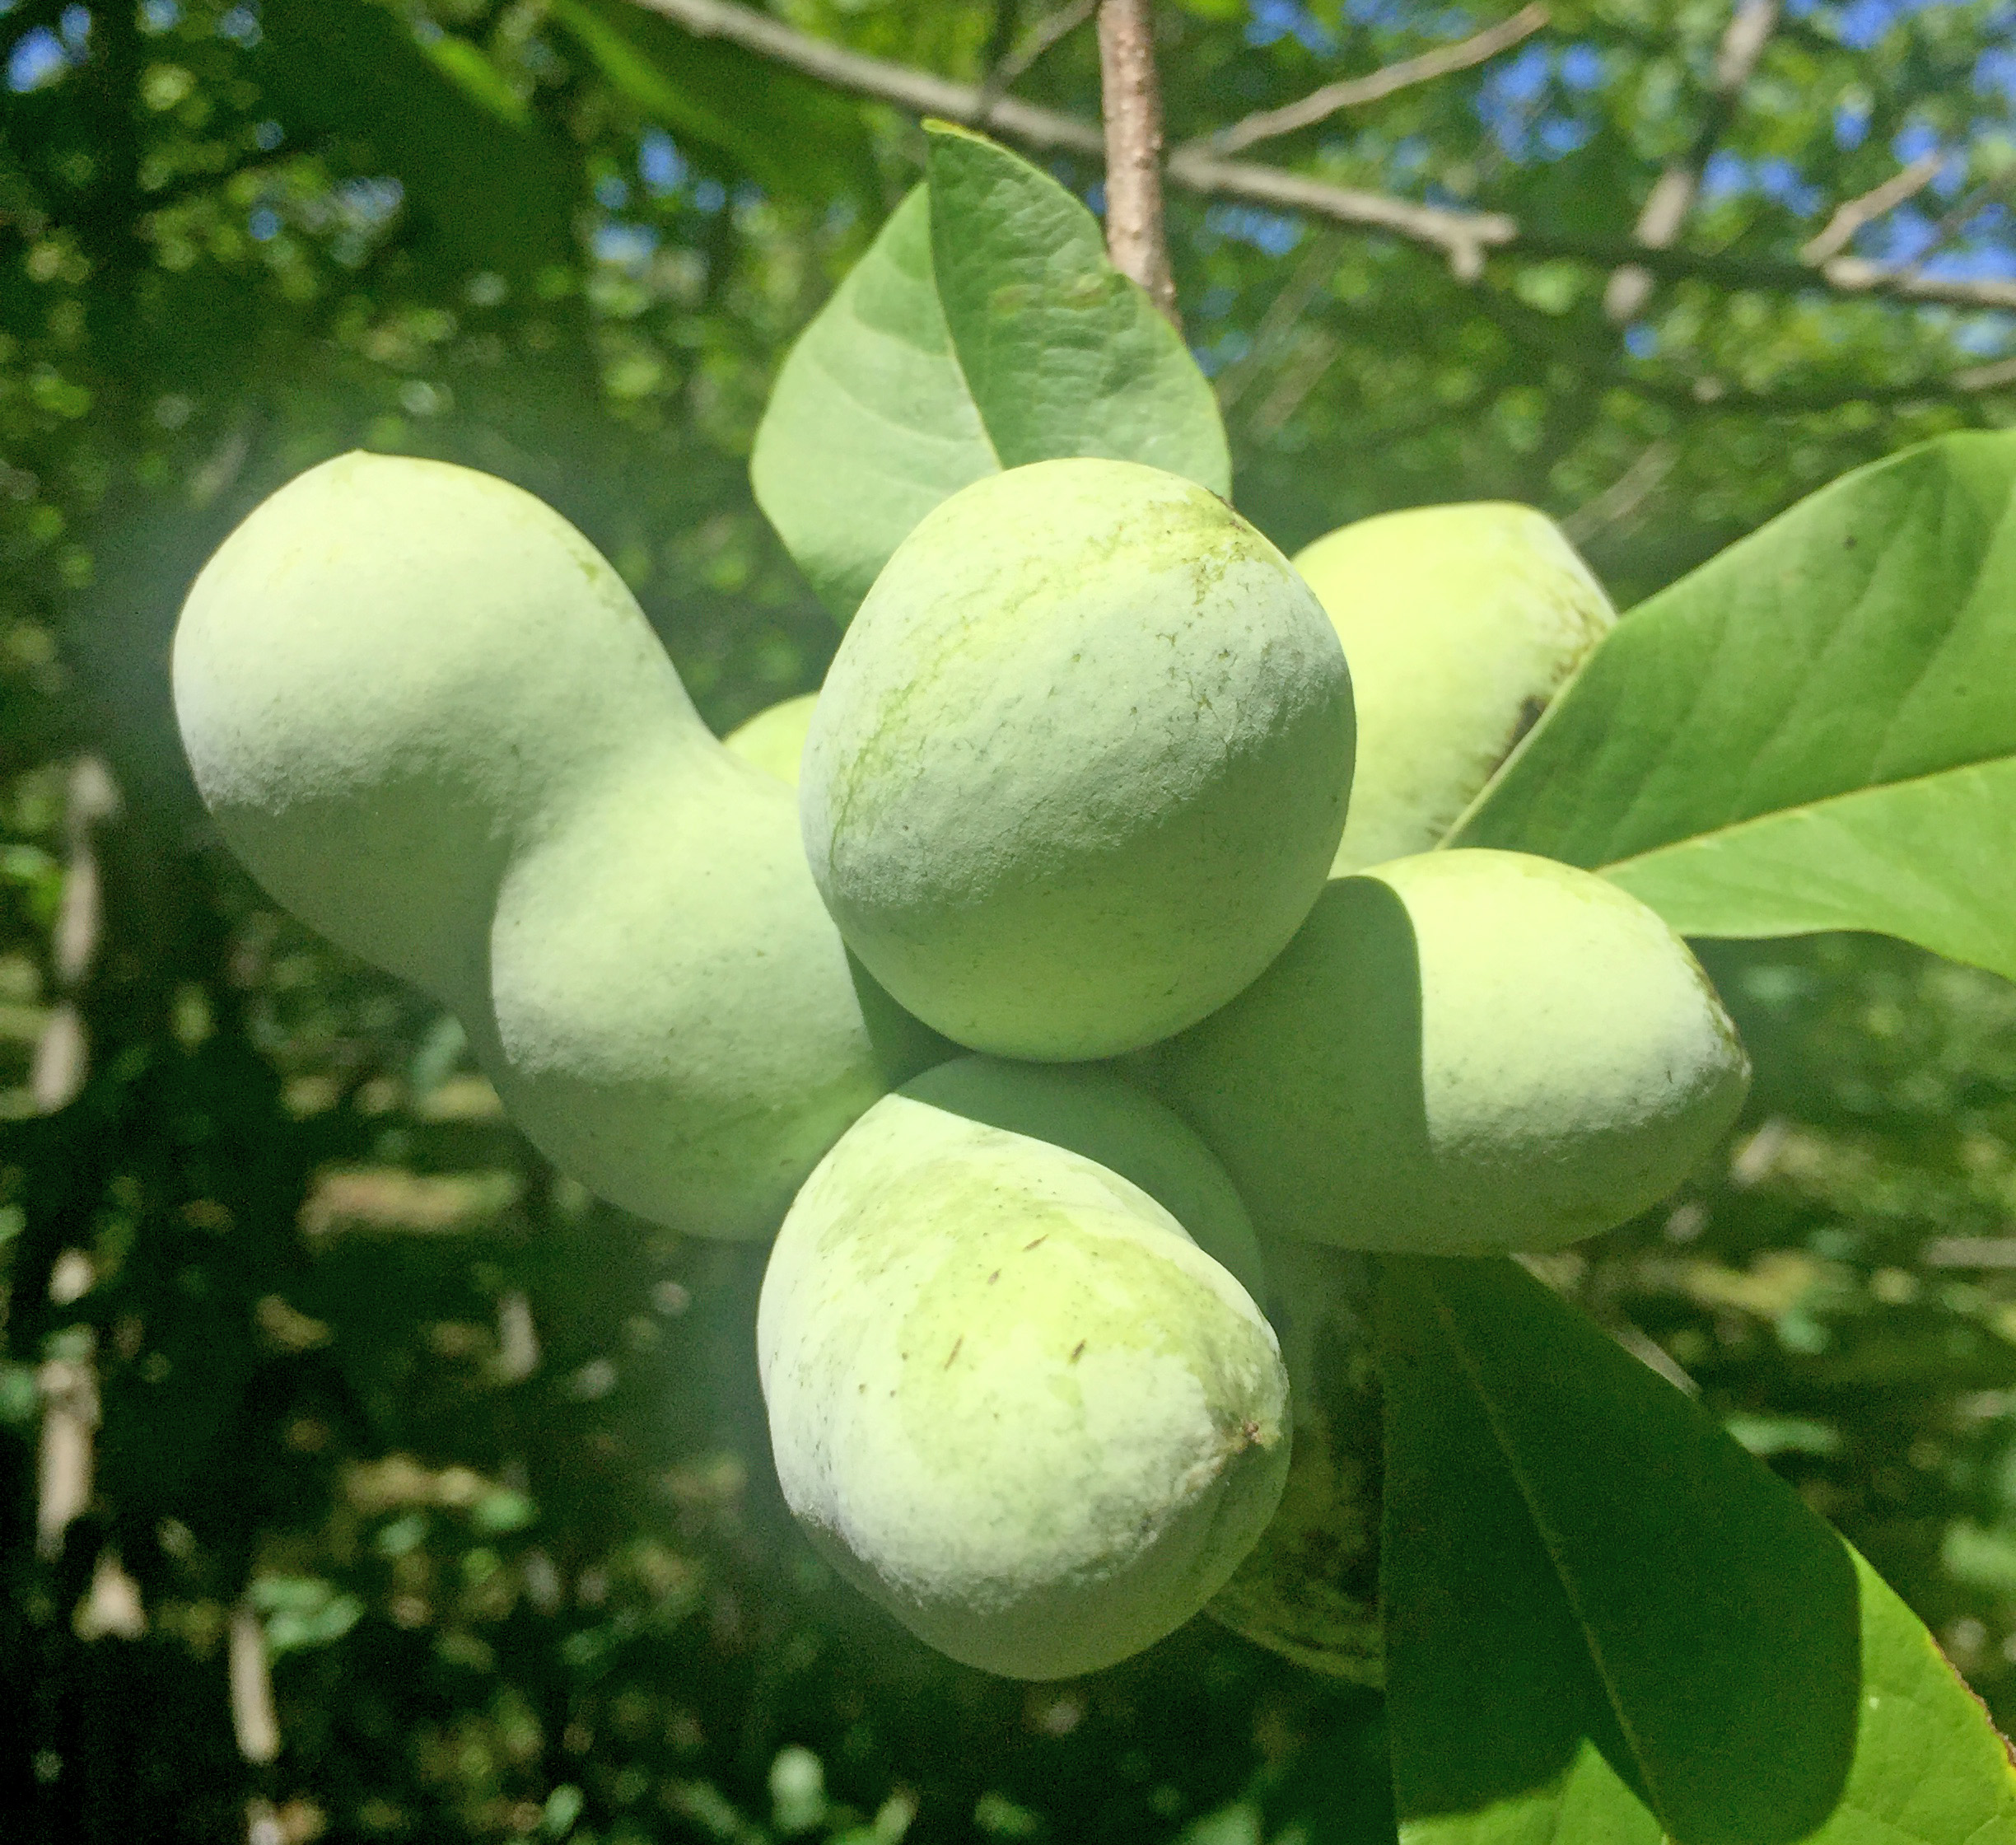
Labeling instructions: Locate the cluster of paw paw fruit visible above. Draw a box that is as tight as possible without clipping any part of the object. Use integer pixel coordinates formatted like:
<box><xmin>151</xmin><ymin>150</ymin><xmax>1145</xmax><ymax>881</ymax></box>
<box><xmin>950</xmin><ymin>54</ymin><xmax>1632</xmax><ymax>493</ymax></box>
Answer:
<box><xmin>172</xmin><ymin>451</ymin><xmax>1749</xmax><ymax>1682</ymax></box>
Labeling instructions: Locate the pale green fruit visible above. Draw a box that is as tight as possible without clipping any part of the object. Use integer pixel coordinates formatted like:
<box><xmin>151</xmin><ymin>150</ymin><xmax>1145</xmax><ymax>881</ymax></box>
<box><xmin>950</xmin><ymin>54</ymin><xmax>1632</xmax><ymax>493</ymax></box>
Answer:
<box><xmin>174</xmin><ymin>451</ymin><xmax>672</xmax><ymax>1002</ymax></box>
<box><xmin>1206</xmin><ymin>1237</ymin><xmax>1381</xmax><ymax>1683</ymax></box>
<box><xmin>723</xmin><ymin>692</ymin><xmax>819</xmax><ymax>785</ymax></box>
<box><xmin>899</xmin><ymin>1054</ymin><xmax>1268</xmax><ymax>1305</ymax></box>
<box><xmin>1155</xmin><ymin>849</ymin><xmax>1749</xmax><ymax>1254</ymax></box>
<box><xmin>1294</xmin><ymin>504</ymin><xmax>1613</xmax><ymax>876</ymax></box>
<box><xmin>758</xmin><ymin>1077</ymin><xmax>1290</xmax><ymax>1679</ymax></box>
<box><xmin>482</xmin><ymin>746</ymin><xmax>942</xmax><ymax>1232</ymax></box>
<box><xmin>802</xmin><ymin>457</ymin><xmax>1354</xmax><ymax>1061</ymax></box>
<box><xmin>174</xmin><ymin>451</ymin><xmax>940</xmax><ymax>1239</ymax></box>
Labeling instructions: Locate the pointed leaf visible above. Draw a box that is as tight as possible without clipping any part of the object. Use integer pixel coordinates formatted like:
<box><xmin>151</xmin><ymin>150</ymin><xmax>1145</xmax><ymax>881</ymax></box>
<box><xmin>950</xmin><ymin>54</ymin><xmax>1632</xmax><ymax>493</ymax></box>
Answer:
<box><xmin>925</xmin><ymin>123</ymin><xmax>1230</xmax><ymax>487</ymax></box>
<box><xmin>1380</xmin><ymin>1255</ymin><xmax>2016</xmax><ymax>1845</ymax></box>
<box><xmin>751</xmin><ymin>127</ymin><xmax>1228</xmax><ymax>623</ymax></box>
<box><xmin>1453</xmin><ymin>430</ymin><xmax>2016</xmax><ymax>983</ymax></box>
<box><xmin>750</xmin><ymin>184</ymin><xmax>1001</xmax><ymax>621</ymax></box>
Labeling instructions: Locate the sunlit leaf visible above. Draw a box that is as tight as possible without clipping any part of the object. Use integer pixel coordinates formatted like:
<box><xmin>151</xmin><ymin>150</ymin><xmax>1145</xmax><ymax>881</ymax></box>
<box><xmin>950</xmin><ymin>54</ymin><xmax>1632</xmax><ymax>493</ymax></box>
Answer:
<box><xmin>1455</xmin><ymin>431</ymin><xmax>2016</xmax><ymax>985</ymax></box>
<box><xmin>1381</xmin><ymin>1255</ymin><xmax>2016</xmax><ymax>1845</ymax></box>
<box><xmin>751</xmin><ymin>124</ymin><xmax>1227</xmax><ymax>623</ymax></box>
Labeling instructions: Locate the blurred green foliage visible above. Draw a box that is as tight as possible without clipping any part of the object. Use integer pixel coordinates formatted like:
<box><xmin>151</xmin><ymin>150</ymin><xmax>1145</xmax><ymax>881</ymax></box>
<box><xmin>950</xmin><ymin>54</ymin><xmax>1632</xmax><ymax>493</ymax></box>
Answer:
<box><xmin>5</xmin><ymin>0</ymin><xmax>2016</xmax><ymax>1838</ymax></box>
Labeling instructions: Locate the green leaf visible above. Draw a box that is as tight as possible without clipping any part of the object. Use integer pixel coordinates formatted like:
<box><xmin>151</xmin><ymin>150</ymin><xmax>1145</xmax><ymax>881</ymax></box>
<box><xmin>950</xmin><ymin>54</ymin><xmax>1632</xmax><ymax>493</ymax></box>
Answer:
<box><xmin>925</xmin><ymin>123</ymin><xmax>1229</xmax><ymax>485</ymax></box>
<box><xmin>547</xmin><ymin>0</ymin><xmax>876</xmax><ymax>202</ymax></box>
<box><xmin>1380</xmin><ymin>1255</ymin><xmax>2016</xmax><ymax>1845</ymax></box>
<box><xmin>1454</xmin><ymin>431</ymin><xmax>2016</xmax><ymax>983</ymax></box>
<box><xmin>257</xmin><ymin>0</ymin><xmax>574</xmax><ymax>287</ymax></box>
<box><xmin>750</xmin><ymin>184</ymin><xmax>998</xmax><ymax>622</ymax></box>
<box><xmin>413</xmin><ymin>31</ymin><xmax>531</xmax><ymax>128</ymax></box>
<box><xmin>751</xmin><ymin>124</ymin><xmax>1228</xmax><ymax>623</ymax></box>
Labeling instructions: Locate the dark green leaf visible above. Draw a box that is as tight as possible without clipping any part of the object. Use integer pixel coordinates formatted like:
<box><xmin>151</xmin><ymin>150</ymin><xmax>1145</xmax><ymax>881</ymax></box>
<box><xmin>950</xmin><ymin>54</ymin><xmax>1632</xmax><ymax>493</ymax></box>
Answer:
<box><xmin>1454</xmin><ymin>431</ymin><xmax>2016</xmax><ymax>983</ymax></box>
<box><xmin>258</xmin><ymin>0</ymin><xmax>574</xmax><ymax>286</ymax></box>
<box><xmin>1381</xmin><ymin>1255</ymin><xmax>2016</xmax><ymax>1845</ymax></box>
<box><xmin>546</xmin><ymin>0</ymin><xmax>877</xmax><ymax>202</ymax></box>
<box><xmin>751</xmin><ymin>125</ymin><xmax>1228</xmax><ymax>623</ymax></box>
<box><xmin>413</xmin><ymin>32</ymin><xmax>532</xmax><ymax>128</ymax></box>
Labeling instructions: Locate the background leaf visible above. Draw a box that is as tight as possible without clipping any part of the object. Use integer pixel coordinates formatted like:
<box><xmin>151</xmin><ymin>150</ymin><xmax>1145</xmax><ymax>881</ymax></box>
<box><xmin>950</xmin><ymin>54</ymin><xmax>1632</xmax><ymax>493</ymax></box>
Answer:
<box><xmin>750</xmin><ymin>126</ymin><xmax>1227</xmax><ymax>623</ymax></box>
<box><xmin>1380</xmin><ymin>1255</ymin><xmax>2016</xmax><ymax>1845</ymax></box>
<box><xmin>548</xmin><ymin>0</ymin><xmax>877</xmax><ymax>202</ymax></box>
<box><xmin>258</xmin><ymin>0</ymin><xmax>575</xmax><ymax>287</ymax></box>
<box><xmin>1454</xmin><ymin>431</ymin><xmax>2016</xmax><ymax>983</ymax></box>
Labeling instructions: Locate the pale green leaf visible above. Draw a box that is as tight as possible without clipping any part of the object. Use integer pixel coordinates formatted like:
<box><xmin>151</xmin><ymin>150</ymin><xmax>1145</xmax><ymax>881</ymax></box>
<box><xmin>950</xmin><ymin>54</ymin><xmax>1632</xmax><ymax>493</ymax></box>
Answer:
<box><xmin>750</xmin><ymin>184</ymin><xmax>999</xmax><ymax>622</ymax></box>
<box><xmin>750</xmin><ymin>126</ymin><xmax>1228</xmax><ymax>624</ymax></box>
<box><xmin>1454</xmin><ymin>430</ymin><xmax>2016</xmax><ymax>982</ymax></box>
<box><xmin>926</xmin><ymin>123</ymin><xmax>1229</xmax><ymax>487</ymax></box>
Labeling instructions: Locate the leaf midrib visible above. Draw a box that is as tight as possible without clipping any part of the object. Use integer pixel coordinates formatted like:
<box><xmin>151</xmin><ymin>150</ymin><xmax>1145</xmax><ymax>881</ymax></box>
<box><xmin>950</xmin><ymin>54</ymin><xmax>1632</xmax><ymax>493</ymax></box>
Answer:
<box><xmin>1421</xmin><ymin>1272</ymin><xmax>1678</xmax><ymax>1837</ymax></box>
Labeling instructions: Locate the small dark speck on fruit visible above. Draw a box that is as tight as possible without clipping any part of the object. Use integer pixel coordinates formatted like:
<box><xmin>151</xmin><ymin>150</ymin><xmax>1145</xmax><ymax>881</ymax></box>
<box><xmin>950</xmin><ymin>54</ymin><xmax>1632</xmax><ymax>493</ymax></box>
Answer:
<box><xmin>1024</xmin><ymin>1235</ymin><xmax>1048</xmax><ymax>1251</ymax></box>
<box><xmin>1844</xmin><ymin>535</ymin><xmax>1858</xmax><ymax>549</ymax></box>
<box><xmin>944</xmin><ymin>1337</ymin><xmax>964</xmax><ymax>1368</ymax></box>
<box><xmin>1070</xmin><ymin>1341</ymin><xmax>1086</xmax><ymax>1363</ymax></box>
<box><xmin>988</xmin><ymin>1269</ymin><xmax>1001</xmax><ymax>1284</ymax></box>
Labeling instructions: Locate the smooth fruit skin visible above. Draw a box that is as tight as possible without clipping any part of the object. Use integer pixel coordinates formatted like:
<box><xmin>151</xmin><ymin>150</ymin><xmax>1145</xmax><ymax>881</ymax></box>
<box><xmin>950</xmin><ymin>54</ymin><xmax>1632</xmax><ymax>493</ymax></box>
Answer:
<box><xmin>1294</xmin><ymin>504</ymin><xmax>1613</xmax><ymax>876</ymax></box>
<box><xmin>1153</xmin><ymin>849</ymin><xmax>1750</xmax><ymax>1255</ymax></box>
<box><xmin>899</xmin><ymin>1054</ymin><xmax>1268</xmax><ymax>1304</ymax></box>
<box><xmin>758</xmin><ymin>1080</ymin><xmax>1290</xmax><ymax>1679</ymax></box>
<box><xmin>801</xmin><ymin>457</ymin><xmax>1355</xmax><ymax>1061</ymax></box>
<box><xmin>723</xmin><ymin>692</ymin><xmax>819</xmax><ymax>785</ymax></box>
<box><xmin>174</xmin><ymin>451</ymin><xmax>940</xmax><ymax>1239</ymax></box>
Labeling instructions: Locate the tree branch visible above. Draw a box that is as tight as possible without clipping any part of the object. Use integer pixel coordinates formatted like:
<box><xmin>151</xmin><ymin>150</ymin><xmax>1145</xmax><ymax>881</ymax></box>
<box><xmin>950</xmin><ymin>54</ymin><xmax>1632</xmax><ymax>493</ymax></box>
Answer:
<box><xmin>1605</xmin><ymin>0</ymin><xmax>1779</xmax><ymax>322</ymax></box>
<box><xmin>1194</xmin><ymin>3</ymin><xmax>1550</xmax><ymax>159</ymax></box>
<box><xmin>1800</xmin><ymin>153</ymin><xmax>1942</xmax><ymax>265</ymax></box>
<box><xmin>624</xmin><ymin>0</ymin><xmax>2016</xmax><ymax>312</ymax></box>
<box><xmin>1097</xmin><ymin>0</ymin><xmax>1177</xmax><ymax>323</ymax></box>
<box><xmin>634</xmin><ymin>0</ymin><xmax>1104</xmax><ymax>155</ymax></box>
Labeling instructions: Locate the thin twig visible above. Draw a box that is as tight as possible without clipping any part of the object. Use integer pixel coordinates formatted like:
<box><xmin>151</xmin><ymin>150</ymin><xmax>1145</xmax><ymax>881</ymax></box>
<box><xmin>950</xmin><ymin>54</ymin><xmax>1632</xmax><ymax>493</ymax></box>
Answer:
<box><xmin>1196</xmin><ymin>2</ymin><xmax>1549</xmax><ymax>158</ymax></box>
<box><xmin>624</xmin><ymin>0</ymin><xmax>2016</xmax><ymax>314</ymax></box>
<box><xmin>978</xmin><ymin>0</ymin><xmax>1098</xmax><ymax>120</ymax></box>
<box><xmin>229</xmin><ymin>1600</ymin><xmax>281</xmax><ymax>1765</ymax></box>
<box><xmin>1214</xmin><ymin>227</ymin><xmax>1347</xmax><ymax>411</ymax></box>
<box><xmin>1800</xmin><ymin>153</ymin><xmax>1943</xmax><ymax>264</ymax></box>
<box><xmin>1097</xmin><ymin>0</ymin><xmax>1177</xmax><ymax>323</ymax></box>
<box><xmin>636</xmin><ymin>0</ymin><xmax>1104</xmax><ymax>154</ymax></box>
<box><xmin>1166</xmin><ymin>145</ymin><xmax>1516</xmax><ymax>279</ymax></box>
<box><xmin>1605</xmin><ymin>0</ymin><xmax>1779</xmax><ymax>322</ymax></box>
<box><xmin>1953</xmin><ymin>354</ymin><xmax>2016</xmax><ymax>393</ymax></box>
<box><xmin>1560</xmin><ymin>439</ymin><xmax>1678</xmax><ymax>543</ymax></box>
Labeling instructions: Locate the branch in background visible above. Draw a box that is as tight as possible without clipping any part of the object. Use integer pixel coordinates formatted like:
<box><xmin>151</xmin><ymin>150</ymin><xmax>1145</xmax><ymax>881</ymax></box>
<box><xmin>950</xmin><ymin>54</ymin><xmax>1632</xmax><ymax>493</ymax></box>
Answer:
<box><xmin>1955</xmin><ymin>355</ymin><xmax>2016</xmax><ymax>393</ymax></box>
<box><xmin>30</xmin><ymin>756</ymin><xmax>118</xmax><ymax>1115</ymax></box>
<box><xmin>1195</xmin><ymin>2</ymin><xmax>1550</xmax><ymax>159</ymax></box>
<box><xmin>230</xmin><ymin>1598</ymin><xmax>281</xmax><ymax>1767</ymax></box>
<box><xmin>1800</xmin><ymin>153</ymin><xmax>1942</xmax><ymax>264</ymax></box>
<box><xmin>1215</xmin><ymin>227</ymin><xmax>1348</xmax><ymax>411</ymax></box>
<box><xmin>1096</xmin><ymin>0</ymin><xmax>1178</xmax><ymax>324</ymax></box>
<box><xmin>624</xmin><ymin>0</ymin><xmax>2016</xmax><ymax>312</ymax></box>
<box><xmin>33</xmin><ymin>756</ymin><xmax>118</xmax><ymax>1565</ymax></box>
<box><xmin>1605</xmin><ymin>0</ymin><xmax>1779</xmax><ymax>322</ymax></box>
<box><xmin>1169</xmin><ymin>145</ymin><xmax>1517</xmax><ymax>280</ymax></box>
<box><xmin>1560</xmin><ymin>438</ymin><xmax>1678</xmax><ymax>544</ymax></box>
<box><xmin>978</xmin><ymin>0</ymin><xmax>1098</xmax><ymax>121</ymax></box>
<box><xmin>634</xmin><ymin>0</ymin><xmax>1104</xmax><ymax>155</ymax></box>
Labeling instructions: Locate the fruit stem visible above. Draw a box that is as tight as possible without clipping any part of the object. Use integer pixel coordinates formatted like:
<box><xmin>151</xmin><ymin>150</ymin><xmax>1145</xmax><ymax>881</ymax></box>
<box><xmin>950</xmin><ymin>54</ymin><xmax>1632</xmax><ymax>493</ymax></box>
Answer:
<box><xmin>1096</xmin><ymin>0</ymin><xmax>1180</xmax><ymax>327</ymax></box>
